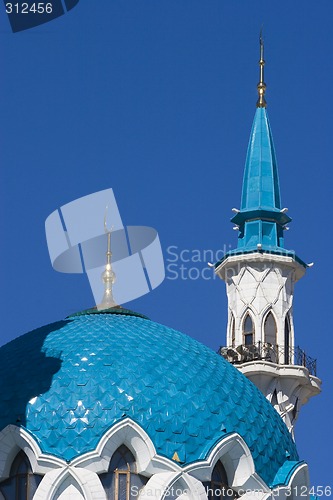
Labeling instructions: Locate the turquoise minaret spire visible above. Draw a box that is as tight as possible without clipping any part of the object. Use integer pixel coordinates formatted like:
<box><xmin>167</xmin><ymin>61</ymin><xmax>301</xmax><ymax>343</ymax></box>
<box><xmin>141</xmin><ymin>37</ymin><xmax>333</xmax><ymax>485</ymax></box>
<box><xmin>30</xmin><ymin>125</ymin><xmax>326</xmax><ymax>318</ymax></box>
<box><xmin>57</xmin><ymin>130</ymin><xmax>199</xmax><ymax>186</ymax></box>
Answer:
<box><xmin>231</xmin><ymin>106</ymin><xmax>290</xmax><ymax>252</ymax></box>
<box><xmin>240</xmin><ymin>108</ymin><xmax>281</xmax><ymax>212</ymax></box>
<box><xmin>215</xmin><ymin>35</ymin><xmax>320</xmax><ymax>439</ymax></box>
<box><xmin>226</xmin><ymin>35</ymin><xmax>305</xmax><ymax>266</ymax></box>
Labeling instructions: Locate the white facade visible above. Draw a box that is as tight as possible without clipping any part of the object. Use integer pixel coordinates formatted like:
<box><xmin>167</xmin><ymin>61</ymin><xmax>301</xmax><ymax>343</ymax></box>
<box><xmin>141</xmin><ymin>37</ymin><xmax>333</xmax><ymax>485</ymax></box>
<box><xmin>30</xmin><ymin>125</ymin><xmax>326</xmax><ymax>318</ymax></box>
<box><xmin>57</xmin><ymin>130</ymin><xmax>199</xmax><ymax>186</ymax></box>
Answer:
<box><xmin>217</xmin><ymin>253</ymin><xmax>304</xmax><ymax>353</ymax></box>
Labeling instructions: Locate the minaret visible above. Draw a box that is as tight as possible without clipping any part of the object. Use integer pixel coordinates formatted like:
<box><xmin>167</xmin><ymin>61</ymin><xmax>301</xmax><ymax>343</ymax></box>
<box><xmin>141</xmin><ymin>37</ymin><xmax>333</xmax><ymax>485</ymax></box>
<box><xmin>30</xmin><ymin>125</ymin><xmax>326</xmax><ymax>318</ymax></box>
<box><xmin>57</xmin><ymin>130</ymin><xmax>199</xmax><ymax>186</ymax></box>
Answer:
<box><xmin>215</xmin><ymin>35</ymin><xmax>321</xmax><ymax>436</ymax></box>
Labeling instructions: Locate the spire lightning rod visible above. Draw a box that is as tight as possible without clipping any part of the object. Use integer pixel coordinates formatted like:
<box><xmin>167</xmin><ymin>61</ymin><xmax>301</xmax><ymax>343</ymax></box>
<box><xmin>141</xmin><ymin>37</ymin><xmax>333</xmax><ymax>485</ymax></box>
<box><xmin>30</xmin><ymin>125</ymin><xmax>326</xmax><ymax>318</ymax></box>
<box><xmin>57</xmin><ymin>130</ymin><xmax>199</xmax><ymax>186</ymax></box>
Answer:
<box><xmin>256</xmin><ymin>28</ymin><xmax>267</xmax><ymax>108</ymax></box>
<box><xmin>97</xmin><ymin>205</ymin><xmax>117</xmax><ymax>310</ymax></box>
<box><xmin>104</xmin><ymin>206</ymin><xmax>113</xmax><ymax>267</ymax></box>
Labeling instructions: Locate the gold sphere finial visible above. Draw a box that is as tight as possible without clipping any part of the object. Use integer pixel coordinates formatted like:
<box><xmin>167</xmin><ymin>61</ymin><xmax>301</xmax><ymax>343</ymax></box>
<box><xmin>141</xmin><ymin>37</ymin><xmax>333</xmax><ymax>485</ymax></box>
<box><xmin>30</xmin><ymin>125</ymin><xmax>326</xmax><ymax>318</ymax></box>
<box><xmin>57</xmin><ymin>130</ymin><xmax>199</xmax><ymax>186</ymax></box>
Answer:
<box><xmin>256</xmin><ymin>28</ymin><xmax>267</xmax><ymax>108</ymax></box>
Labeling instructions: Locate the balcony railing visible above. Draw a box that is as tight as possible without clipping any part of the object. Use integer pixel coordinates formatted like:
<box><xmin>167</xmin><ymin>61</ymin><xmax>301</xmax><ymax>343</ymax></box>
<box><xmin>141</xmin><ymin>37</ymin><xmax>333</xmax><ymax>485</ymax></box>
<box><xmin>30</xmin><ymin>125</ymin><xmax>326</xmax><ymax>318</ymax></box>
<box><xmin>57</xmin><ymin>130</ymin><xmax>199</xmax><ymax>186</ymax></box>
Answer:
<box><xmin>218</xmin><ymin>342</ymin><xmax>317</xmax><ymax>377</ymax></box>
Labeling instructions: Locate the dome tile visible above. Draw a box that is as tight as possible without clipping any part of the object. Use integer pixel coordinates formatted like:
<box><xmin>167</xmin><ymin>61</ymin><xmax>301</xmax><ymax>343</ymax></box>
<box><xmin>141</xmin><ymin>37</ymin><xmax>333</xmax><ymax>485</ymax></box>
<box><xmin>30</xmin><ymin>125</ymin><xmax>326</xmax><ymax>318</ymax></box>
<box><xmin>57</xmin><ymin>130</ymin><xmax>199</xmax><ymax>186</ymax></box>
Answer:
<box><xmin>0</xmin><ymin>312</ymin><xmax>298</xmax><ymax>485</ymax></box>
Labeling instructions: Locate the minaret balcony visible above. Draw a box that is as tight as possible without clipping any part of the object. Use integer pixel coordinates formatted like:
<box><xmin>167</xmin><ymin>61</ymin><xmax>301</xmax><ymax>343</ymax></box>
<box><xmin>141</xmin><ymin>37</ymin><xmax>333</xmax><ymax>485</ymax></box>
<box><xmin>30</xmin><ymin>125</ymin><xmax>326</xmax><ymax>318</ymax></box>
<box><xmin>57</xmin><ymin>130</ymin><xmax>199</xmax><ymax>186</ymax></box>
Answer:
<box><xmin>218</xmin><ymin>342</ymin><xmax>317</xmax><ymax>376</ymax></box>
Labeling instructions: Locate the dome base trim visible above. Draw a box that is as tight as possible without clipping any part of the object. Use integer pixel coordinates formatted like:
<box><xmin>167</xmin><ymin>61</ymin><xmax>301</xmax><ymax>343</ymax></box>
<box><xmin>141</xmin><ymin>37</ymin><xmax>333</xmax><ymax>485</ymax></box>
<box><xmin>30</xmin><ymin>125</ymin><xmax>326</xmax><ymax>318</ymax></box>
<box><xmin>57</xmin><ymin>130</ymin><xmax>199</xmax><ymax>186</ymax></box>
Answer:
<box><xmin>67</xmin><ymin>306</ymin><xmax>150</xmax><ymax>320</ymax></box>
<box><xmin>0</xmin><ymin>421</ymin><xmax>310</xmax><ymax>500</ymax></box>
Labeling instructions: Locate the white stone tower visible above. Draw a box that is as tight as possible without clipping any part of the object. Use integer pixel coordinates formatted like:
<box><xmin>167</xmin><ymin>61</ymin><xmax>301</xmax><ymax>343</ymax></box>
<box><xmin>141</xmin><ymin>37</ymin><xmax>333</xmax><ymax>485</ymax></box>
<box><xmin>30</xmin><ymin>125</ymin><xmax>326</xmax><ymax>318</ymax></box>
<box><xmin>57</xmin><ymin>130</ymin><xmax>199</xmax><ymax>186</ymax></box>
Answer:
<box><xmin>215</xmin><ymin>37</ymin><xmax>321</xmax><ymax>436</ymax></box>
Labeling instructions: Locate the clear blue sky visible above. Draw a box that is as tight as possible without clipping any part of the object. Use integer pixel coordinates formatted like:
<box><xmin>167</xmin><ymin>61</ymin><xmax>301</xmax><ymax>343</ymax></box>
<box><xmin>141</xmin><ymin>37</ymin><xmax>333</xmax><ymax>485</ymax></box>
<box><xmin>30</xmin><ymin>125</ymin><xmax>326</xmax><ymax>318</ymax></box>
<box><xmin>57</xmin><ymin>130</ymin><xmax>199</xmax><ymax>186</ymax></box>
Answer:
<box><xmin>0</xmin><ymin>0</ymin><xmax>332</xmax><ymax>488</ymax></box>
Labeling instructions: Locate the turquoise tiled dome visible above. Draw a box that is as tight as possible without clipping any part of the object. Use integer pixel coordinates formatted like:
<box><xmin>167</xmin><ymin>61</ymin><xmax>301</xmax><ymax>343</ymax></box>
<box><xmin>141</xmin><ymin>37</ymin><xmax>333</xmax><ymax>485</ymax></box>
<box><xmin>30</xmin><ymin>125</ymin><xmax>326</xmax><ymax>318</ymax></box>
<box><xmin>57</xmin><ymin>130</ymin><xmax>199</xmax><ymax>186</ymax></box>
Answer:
<box><xmin>0</xmin><ymin>309</ymin><xmax>298</xmax><ymax>485</ymax></box>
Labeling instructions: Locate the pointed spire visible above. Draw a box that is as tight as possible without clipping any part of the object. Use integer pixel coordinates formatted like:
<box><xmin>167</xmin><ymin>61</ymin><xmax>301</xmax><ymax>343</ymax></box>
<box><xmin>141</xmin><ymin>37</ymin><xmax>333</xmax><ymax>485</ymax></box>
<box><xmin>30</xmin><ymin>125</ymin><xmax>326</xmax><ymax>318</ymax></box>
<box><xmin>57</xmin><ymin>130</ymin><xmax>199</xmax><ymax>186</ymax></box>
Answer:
<box><xmin>214</xmin><ymin>34</ymin><xmax>307</xmax><ymax>271</ymax></box>
<box><xmin>239</xmin><ymin>31</ymin><xmax>281</xmax><ymax>213</ymax></box>
<box><xmin>241</xmin><ymin>108</ymin><xmax>281</xmax><ymax>212</ymax></box>
<box><xmin>97</xmin><ymin>207</ymin><xmax>117</xmax><ymax>310</ymax></box>
<box><xmin>257</xmin><ymin>29</ymin><xmax>267</xmax><ymax>108</ymax></box>
<box><xmin>230</xmin><ymin>35</ymin><xmax>293</xmax><ymax>254</ymax></box>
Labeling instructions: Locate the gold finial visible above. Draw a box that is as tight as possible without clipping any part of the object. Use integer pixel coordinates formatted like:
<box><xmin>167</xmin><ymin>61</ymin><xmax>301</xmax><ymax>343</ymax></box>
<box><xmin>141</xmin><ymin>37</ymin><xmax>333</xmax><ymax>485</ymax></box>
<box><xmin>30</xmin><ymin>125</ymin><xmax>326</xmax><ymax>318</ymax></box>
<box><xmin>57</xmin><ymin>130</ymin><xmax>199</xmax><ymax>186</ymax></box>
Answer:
<box><xmin>97</xmin><ymin>206</ymin><xmax>117</xmax><ymax>310</ymax></box>
<box><xmin>256</xmin><ymin>29</ymin><xmax>267</xmax><ymax>108</ymax></box>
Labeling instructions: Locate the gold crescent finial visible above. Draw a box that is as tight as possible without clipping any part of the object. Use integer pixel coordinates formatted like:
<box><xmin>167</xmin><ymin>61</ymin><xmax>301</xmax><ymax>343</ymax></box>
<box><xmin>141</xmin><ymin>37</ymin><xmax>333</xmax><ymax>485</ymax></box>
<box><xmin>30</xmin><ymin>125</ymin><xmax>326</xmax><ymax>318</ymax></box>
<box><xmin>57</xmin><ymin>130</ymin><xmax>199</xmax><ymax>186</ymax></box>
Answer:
<box><xmin>256</xmin><ymin>28</ymin><xmax>267</xmax><ymax>108</ymax></box>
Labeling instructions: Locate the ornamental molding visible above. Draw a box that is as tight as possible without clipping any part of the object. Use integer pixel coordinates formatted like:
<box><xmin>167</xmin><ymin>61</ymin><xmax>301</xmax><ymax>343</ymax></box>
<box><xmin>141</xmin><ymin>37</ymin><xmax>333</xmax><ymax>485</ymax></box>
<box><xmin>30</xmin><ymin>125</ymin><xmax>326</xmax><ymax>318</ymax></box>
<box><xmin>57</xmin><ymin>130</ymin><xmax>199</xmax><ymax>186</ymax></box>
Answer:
<box><xmin>0</xmin><ymin>419</ymin><xmax>309</xmax><ymax>499</ymax></box>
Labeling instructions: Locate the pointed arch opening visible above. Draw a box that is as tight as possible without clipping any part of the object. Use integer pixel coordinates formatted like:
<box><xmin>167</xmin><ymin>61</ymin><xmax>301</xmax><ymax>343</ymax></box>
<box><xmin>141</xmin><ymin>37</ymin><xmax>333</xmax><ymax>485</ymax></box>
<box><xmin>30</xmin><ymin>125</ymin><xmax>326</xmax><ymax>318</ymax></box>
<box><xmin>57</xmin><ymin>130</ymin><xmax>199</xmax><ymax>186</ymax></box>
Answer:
<box><xmin>0</xmin><ymin>450</ymin><xmax>42</xmax><ymax>500</ymax></box>
<box><xmin>284</xmin><ymin>314</ymin><xmax>291</xmax><ymax>364</ymax></box>
<box><xmin>264</xmin><ymin>312</ymin><xmax>277</xmax><ymax>345</ymax></box>
<box><xmin>292</xmin><ymin>398</ymin><xmax>299</xmax><ymax>422</ymax></box>
<box><xmin>243</xmin><ymin>314</ymin><xmax>254</xmax><ymax>346</ymax></box>
<box><xmin>271</xmin><ymin>389</ymin><xmax>278</xmax><ymax>408</ymax></box>
<box><xmin>204</xmin><ymin>461</ymin><xmax>237</xmax><ymax>499</ymax></box>
<box><xmin>55</xmin><ymin>477</ymin><xmax>84</xmax><ymax>499</ymax></box>
<box><xmin>99</xmin><ymin>445</ymin><xmax>148</xmax><ymax>500</ymax></box>
<box><xmin>230</xmin><ymin>314</ymin><xmax>235</xmax><ymax>347</ymax></box>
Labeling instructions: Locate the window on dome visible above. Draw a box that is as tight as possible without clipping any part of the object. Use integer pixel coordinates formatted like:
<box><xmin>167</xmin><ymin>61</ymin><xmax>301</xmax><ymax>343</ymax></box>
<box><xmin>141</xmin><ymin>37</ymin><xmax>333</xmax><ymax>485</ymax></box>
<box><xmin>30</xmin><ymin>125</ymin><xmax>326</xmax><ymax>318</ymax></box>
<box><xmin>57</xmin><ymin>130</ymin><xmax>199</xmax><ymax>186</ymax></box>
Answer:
<box><xmin>264</xmin><ymin>312</ymin><xmax>277</xmax><ymax>345</ymax></box>
<box><xmin>243</xmin><ymin>314</ymin><xmax>254</xmax><ymax>345</ymax></box>
<box><xmin>204</xmin><ymin>461</ymin><xmax>237</xmax><ymax>499</ymax></box>
<box><xmin>100</xmin><ymin>445</ymin><xmax>148</xmax><ymax>500</ymax></box>
<box><xmin>0</xmin><ymin>450</ymin><xmax>42</xmax><ymax>500</ymax></box>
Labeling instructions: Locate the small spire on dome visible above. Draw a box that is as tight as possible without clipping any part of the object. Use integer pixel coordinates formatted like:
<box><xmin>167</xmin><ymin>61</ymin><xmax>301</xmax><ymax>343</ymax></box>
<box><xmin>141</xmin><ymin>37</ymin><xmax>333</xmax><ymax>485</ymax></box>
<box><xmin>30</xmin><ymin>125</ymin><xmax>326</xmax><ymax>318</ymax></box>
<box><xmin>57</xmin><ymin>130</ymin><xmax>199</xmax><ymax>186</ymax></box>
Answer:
<box><xmin>256</xmin><ymin>28</ymin><xmax>267</xmax><ymax>108</ymax></box>
<box><xmin>97</xmin><ymin>206</ymin><xmax>117</xmax><ymax>310</ymax></box>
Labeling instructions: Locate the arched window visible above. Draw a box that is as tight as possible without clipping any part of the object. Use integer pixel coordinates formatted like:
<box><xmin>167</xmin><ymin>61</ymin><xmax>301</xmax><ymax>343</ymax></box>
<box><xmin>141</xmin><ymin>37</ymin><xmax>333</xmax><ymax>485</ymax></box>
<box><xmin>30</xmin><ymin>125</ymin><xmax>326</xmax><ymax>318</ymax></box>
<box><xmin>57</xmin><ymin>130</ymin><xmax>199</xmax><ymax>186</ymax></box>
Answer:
<box><xmin>204</xmin><ymin>461</ymin><xmax>236</xmax><ymax>499</ymax></box>
<box><xmin>243</xmin><ymin>314</ymin><xmax>254</xmax><ymax>346</ymax></box>
<box><xmin>264</xmin><ymin>312</ymin><xmax>277</xmax><ymax>345</ymax></box>
<box><xmin>230</xmin><ymin>314</ymin><xmax>235</xmax><ymax>347</ymax></box>
<box><xmin>271</xmin><ymin>389</ymin><xmax>278</xmax><ymax>408</ymax></box>
<box><xmin>0</xmin><ymin>450</ymin><xmax>42</xmax><ymax>500</ymax></box>
<box><xmin>284</xmin><ymin>315</ymin><xmax>291</xmax><ymax>364</ymax></box>
<box><xmin>292</xmin><ymin>398</ymin><xmax>299</xmax><ymax>422</ymax></box>
<box><xmin>100</xmin><ymin>445</ymin><xmax>148</xmax><ymax>500</ymax></box>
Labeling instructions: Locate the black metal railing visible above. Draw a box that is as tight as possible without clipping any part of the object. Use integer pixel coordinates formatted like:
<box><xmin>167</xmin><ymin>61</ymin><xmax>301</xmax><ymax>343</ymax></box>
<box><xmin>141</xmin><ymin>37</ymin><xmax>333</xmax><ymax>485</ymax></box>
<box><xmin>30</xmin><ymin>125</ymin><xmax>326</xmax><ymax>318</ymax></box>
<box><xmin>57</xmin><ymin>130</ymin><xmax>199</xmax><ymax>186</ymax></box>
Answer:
<box><xmin>218</xmin><ymin>341</ymin><xmax>317</xmax><ymax>376</ymax></box>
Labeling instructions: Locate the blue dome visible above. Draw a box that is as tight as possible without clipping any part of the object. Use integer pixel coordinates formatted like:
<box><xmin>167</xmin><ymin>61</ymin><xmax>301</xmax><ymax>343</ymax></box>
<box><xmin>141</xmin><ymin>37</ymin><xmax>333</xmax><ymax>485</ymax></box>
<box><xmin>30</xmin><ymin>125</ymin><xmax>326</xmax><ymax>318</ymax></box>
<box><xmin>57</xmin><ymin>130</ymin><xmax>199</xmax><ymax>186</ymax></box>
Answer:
<box><xmin>0</xmin><ymin>309</ymin><xmax>298</xmax><ymax>485</ymax></box>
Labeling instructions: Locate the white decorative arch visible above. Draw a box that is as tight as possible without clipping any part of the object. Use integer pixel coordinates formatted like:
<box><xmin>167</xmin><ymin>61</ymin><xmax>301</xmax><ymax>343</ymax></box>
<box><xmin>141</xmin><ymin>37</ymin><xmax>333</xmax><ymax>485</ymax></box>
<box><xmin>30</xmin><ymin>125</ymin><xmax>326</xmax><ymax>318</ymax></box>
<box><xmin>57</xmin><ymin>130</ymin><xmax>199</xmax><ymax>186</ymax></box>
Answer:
<box><xmin>269</xmin><ymin>462</ymin><xmax>309</xmax><ymax>500</ymax></box>
<box><xmin>138</xmin><ymin>471</ymin><xmax>207</xmax><ymax>500</ymax></box>
<box><xmin>184</xmin><ymin>433</ymin><xmax>256</xmax><ymax>488</ymax></box>
<box><xmin>171</xmin><ymin>472</ymin><xmax>207</xmax><ymax>500</ymax></box>
<box><xmin>72</xmin><ymin>418</ymin><xmax>179</xmax><ymax>475</ymax></box>
<box><xmin>34</xmin><ymin>466</ymin><xmax>106</xmax><ymax>500</ymax></box>
<box><xmin>57</xmin><ymin>484</ymin><xmax>84</xmax><ymax>499</ymax></box>
<box><xmin>0</xmin><ymin>418</ymin><xmax>309</xmax><ymax>499</ymax></box>
<box><xmin>67</xmin><ymin>420</ymin><xmax>266</xmax><ymax>495</ymax></box>
<box><xmin>262</xmin><ymin>309</ymin><xmax>278</xmax><ymax>347</ymax></box>
<box><xmin>139</xmin><ymin>472</ymin><xmax>180</xmax><ymax>500</ymax></box>
<box><xmin>66</xmin><ymin>421</ymin><xmax>266</xmax><ymax>497</ymax></box>
<box><xmin>0</xmin><ymin>425</ymin><xmax>63</xmax><ymax>479</ymax></box>
<box><xmin>279</xmin><ymin>462</ymin><xmax>309</xmax><ymax>500</ymax></box>
<box><xmin>261</xmin><ymin>307</ymin><xmax>278</xmax><ymax>328</ymax></box>
<box><xmin>239</xmin><ymin>305</ymin><xmax>257</xmax><ymax>327</ymax></box>
<box><xmin>260</xmin><ymin>301</ymin><xmax>274</xmax><ymax>320</ymax></box>
<box><xmin>289</xmin><ymin>462</ymin><xmax>309</xmax><ymax>493</ymax></box>
<box><xmin>241</xmin><ymin>310</ymin><xmax>256</xmax><ymax>344</ymax></box>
